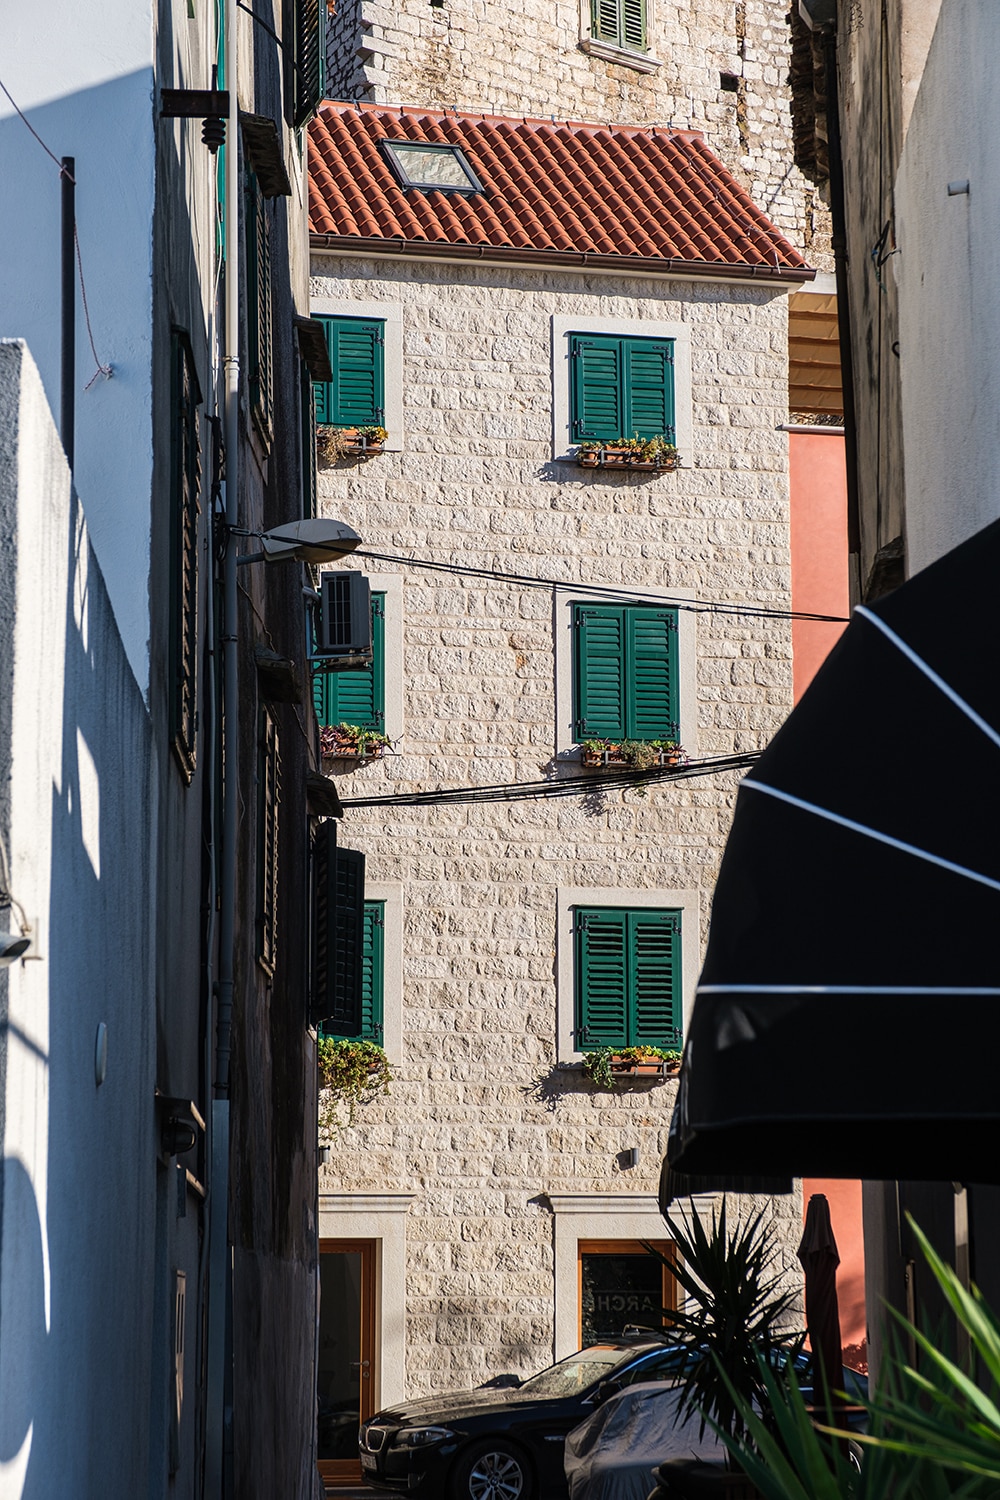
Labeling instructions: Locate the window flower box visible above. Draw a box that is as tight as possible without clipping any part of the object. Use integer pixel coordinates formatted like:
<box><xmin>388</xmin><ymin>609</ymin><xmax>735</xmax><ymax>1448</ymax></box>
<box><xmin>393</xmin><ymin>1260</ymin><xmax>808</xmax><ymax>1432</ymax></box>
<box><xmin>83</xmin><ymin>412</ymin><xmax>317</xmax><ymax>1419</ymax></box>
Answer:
<box><xmin>580</xmin><ymin>739</ymin><xmax>688</xmax><ymax>770</ymax></box>
<box><xmin>320</xmin><ymin>723</ymin><xmax>391</xmax><ymax>760</ymax></box>
<box><xmin>317</xmin><ymin>425</ymin><xmax>388</xmax><ymax>463</ymax></box>
<box><xmin>583</xmin><ymin>1045</ymin><xmax>683</xmax><ymax>1090</ymax></box>
<box><xmin>576</xmin><ymin>437</ymin><xmax>679</xmax><ymax>472</ymax></box>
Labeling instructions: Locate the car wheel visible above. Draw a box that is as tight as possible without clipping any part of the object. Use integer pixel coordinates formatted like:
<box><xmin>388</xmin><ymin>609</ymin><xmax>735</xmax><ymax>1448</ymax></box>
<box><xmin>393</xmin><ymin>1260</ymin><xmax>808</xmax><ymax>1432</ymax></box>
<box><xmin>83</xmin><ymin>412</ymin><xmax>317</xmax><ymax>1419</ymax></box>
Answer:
<box><xmin>449</xmin><ymin>1439</ymin><xmax>533</xmax><ymax>1500</ymax></box>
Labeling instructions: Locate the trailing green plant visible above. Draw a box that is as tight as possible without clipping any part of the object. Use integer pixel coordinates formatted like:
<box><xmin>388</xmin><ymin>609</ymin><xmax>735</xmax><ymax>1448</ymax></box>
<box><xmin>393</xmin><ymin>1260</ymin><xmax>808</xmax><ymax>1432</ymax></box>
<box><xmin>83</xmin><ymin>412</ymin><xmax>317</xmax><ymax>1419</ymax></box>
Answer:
<box><xmin>317</xmin><ymin>1036</ymin><xmax>392</xmax><ymax>1137</ymax></box>
<box><xmin>644</xmin><ymin>1201</ymin><xmax>802</xmax><ymax>1448</ymax></box>
<box><xmin>577</xmin><ymin>434</ymin><xmax>679</xmax><ymax>466</ymax></box>
<box><xmin>582</xmin><ymin>1044</ymin><xmax>681</xmax><ymax>1090</ymax></box>
<box><xmin>316</xmin><ymin>424</ymin><xmax>388</xmax><ymax>463</ymax></box>
<box><xmin>320</xmin><ymin>722</ymin><xmax>392</xmax><ymax>758</ymax></box>
<box><xmin>714</xmin><ymin>1216</ymin><xmax>1000</xmax><ymax>1499</ymax></box>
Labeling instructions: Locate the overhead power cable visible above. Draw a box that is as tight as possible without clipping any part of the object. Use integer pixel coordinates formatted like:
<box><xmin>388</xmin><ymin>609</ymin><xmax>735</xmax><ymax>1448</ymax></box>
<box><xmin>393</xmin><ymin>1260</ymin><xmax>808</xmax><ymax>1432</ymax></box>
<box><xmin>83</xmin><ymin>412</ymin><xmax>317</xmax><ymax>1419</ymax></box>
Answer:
<box><xmin>340</xmin><ymin>750</ymin><xmax>760</xmax><ymax>809</ymax></box>
<box><xmin>352</xmin><ymin>548</ymin><xmax>848</xmax><ymax>625</ymax></box>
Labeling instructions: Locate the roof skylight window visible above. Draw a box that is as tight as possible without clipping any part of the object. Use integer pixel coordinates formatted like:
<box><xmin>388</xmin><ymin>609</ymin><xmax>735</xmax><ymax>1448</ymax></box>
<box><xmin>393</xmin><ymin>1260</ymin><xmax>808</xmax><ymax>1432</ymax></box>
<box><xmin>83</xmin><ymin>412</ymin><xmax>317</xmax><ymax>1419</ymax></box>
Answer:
<box><xmin>380</xmin><ymin>140</ymin><xmax>483</xmax><ymax>194</ymax></box>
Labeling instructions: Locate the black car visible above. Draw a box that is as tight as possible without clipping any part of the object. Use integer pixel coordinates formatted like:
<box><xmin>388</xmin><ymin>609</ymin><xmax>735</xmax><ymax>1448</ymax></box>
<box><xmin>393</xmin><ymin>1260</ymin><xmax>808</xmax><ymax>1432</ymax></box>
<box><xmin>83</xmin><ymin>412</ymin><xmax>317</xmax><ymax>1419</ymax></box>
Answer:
<box><xmin>358</xmin><ymin>1335</ymin><xmax>692</xmax><ymax>1500</ymax></box>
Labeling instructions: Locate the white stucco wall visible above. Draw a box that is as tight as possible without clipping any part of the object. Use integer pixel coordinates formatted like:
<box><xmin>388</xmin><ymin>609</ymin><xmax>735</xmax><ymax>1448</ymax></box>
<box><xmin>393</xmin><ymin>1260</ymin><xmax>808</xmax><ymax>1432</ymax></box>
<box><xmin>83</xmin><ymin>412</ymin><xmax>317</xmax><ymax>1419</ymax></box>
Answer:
<box><xmin>893</xmin><ymin>1</ymin><xmax>1000</xmax><ymax>572</ymax></box>
<box><xmin>0</xmin><ymin>342</ymin><xmax>156</xmax><ymax>1494</ymax></box>
<box><xmin>0</xmin><ymin>4</ymin><xmax>156</xmax><ymax>690</ymax></box>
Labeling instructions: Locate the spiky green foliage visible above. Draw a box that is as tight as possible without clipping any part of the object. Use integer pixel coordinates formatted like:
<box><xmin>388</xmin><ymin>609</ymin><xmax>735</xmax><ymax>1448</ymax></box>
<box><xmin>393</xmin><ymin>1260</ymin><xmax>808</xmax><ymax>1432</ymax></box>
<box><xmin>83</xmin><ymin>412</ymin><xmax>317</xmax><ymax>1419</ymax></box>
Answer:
<box><xmin>644</xmin><ymin>1200</ymin><xmax>801</xmax><ymax>1444</ymax></box>
<box><xmin>715</xmin><ymin>1215</ymin><xmax>1000</xmax><ymax>1500</ymax></box>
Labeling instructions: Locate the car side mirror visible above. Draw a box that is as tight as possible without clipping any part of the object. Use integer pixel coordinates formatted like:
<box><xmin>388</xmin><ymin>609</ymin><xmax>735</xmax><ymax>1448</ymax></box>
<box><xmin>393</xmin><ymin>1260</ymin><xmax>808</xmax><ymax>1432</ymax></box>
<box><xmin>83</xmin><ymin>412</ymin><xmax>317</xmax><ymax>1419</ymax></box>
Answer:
<box><xmin>594</xmin><ymin>1379</ymin><xmax>621</xmax><ymax>1404</ymax></box>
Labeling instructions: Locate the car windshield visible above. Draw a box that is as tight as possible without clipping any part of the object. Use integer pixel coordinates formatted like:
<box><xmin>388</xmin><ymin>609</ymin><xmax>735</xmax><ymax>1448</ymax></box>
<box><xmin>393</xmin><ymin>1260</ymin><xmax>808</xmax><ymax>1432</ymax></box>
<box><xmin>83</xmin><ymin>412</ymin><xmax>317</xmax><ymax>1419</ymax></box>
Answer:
<box><xmin>518</xmin><ymin>1346</ymin><xmax>634</xmax><ymax>1397</ymax></box>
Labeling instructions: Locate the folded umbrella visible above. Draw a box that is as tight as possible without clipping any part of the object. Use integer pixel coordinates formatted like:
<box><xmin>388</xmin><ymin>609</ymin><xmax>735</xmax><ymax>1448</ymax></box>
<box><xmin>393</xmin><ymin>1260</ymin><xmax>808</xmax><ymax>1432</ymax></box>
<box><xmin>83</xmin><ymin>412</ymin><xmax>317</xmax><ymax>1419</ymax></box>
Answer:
<box><xmin>669</xmin><ymin>518</ymin><xmax>1000</xmax><ymax>1182</ymax></box>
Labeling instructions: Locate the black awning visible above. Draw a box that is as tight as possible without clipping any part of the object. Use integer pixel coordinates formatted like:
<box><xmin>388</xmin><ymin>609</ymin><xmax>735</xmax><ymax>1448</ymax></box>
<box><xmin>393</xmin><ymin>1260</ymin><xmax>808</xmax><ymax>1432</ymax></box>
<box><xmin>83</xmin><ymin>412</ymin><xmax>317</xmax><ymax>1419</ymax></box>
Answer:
<box><xmin>669</xmin><ymin>518</ymin><xmax>1000</xmax><ymax>1184</ymax></box>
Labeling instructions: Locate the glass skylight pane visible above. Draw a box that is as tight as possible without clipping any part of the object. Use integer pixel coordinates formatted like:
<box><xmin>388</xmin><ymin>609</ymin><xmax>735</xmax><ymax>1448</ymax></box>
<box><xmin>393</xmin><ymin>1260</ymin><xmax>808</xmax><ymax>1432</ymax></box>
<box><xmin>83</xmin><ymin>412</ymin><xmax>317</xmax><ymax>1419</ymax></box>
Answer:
<box><xmin>384</xmin><ymin>143</ymin><xmax>480</xmax><ymax>191</ymax></box>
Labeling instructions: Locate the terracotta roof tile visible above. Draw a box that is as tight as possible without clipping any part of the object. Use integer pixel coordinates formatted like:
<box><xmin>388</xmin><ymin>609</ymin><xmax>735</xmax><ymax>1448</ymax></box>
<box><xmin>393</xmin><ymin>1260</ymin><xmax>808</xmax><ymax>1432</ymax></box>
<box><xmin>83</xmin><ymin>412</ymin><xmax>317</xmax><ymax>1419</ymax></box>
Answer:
<box><xmin>309</xmin><ymin>102</ymin><xmax>811</xmax><ymax>280</ymax></box>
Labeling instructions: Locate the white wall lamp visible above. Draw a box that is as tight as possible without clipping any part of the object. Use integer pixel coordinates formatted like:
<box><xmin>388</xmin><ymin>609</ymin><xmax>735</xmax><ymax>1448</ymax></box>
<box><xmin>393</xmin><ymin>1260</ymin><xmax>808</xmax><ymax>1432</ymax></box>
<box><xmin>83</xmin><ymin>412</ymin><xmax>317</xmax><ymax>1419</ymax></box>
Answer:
<box><xmin>0</xmin><ymin>833</ymin><xmax>32</xmax><ymax>965</ymax></box>
<box><xmin>236</xmin><ymin>518</ymin><xmax>362</xmax><ymax>567</ymax></box>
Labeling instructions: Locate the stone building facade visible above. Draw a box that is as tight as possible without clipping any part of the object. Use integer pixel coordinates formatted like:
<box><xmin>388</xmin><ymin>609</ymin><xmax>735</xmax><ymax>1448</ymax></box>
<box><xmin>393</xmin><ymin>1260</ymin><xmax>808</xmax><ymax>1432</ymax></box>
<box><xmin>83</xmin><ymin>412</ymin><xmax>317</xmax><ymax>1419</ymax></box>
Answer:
<box><xmin>309</xmin><ymin>104</ymin><xmax>811</xmax><ymax>1426</ymax></box>
<box><xmin>326</xmin><ymin>0</ymin><xmax>833</xmax><ymax>269</ymax></box>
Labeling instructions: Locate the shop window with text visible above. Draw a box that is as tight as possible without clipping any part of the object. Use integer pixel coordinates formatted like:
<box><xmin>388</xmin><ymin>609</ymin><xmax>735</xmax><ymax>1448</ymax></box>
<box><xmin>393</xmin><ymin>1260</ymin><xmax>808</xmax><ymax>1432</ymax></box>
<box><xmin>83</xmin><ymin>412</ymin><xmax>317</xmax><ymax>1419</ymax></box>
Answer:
<box><xmin>579</xmin><ymin>1241</ymin><xmax>676</xmax><ymax>1345</ymax></box>
<box><xmin>314</xmin><ymin>316</ymin><xmax>385</xmax><ymax>430</ymax></box>
<box><xmin>573</xmin><ymin>603</ymin><xmax>678</xmax><ymax>742</ymax></box>
<box><xmin>574</xmin><ymin>907</ymin><xmax>682</xmax><ymax>1051</ymax></box>
<box><xmin>320</xmin><ymin>901</ymin><xmax>384</xmax><ymax>1043</ymax></box>
<box><xmin>570</xmin><ymin>333</ymin><xmax>672</xmax><ymax>441</ymax></box>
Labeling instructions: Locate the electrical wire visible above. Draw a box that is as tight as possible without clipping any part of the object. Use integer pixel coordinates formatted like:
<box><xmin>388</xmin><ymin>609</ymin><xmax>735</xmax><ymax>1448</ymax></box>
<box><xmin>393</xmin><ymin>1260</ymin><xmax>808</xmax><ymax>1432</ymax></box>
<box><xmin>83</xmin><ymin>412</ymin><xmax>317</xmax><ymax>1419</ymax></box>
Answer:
<box><xmin>339</xmin><ymin>750</ymin><xmax>760</xmax><ymax>809</ymax></box>
<box><xmin>351</xmin><ymin>548</ymin><xmax>848</xmax><ymax>624</ymax></box>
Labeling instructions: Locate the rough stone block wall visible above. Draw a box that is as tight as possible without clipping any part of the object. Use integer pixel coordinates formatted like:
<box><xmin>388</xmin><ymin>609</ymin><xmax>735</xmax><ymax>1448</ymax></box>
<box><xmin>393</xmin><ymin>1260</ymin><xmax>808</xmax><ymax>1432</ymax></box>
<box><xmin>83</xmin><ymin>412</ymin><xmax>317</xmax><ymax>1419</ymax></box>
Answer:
<box><xmin>313</xmin><ymin>255</ymin><xmax>802</xmax><ymax>1395</ymax></box>
<box><xmin>324</xmin><ymin>0</ymin><xmax>833</xmax><ymax>269</ymax></box>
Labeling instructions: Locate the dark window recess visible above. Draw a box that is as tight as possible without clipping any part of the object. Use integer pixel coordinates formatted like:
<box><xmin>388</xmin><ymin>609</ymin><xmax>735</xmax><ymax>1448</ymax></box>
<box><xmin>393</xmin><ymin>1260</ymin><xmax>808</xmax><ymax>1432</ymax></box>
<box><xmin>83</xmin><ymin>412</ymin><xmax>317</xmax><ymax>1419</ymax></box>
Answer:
<box><xmin>246</xmin><ymin>170</ymin><xmax>273</xmax><ymax>442</ymax></box>
<box><xmin>590</xmin><ymin>0</ymin><xmax>646</xmax><ymax>51</ymax></box>
<box><xmin>319</xmin><ymin>901</ymin><xmax>384</xmax><ymax>1041</ymax></box>
<box><xmin>317</xmin><ymin>571</ymin><xmax>373</xmax><ymax>663</ymax></box>
<box><xmin>292</xmin><ymin>0</ymin><xmax>326</xmax><ymax>128</ymax></box>
<box><xmin>573</xmin><ymin>603</ymin><xmax>679</xmax><ymax>742</ymax></box>
<box><xmin>570</xmin><ymin>333</ymin><xmax>674</xmax><ymax>443</ymax></box>
<box><xmin>575</xmin><ymin>907</ymin><xmax>683</xmax><ymax>1051</ymax></box>
<box><xmin>311</xmin><ymin>823</ymin><xmax>366</xmax><ymax>1031</ymax></box>
<box><xmin>580</xmin><ymin>1250</ymin><xmax>665</xmax><ymax>1344</ymax></box>
<box><xmin>168</xmin><ymin>329</ymin><xmax>203</xmax><ymax>782</ymax></box>
<box><xmin>314</xmin><ymin>316</ymin><xmax>385</xmax><ymax>429</ymax></box>
<box><xmin>314</xmin><ymin>593</ymin><xmax>384</xmax><ymax>728</ymax></box>
<box><xmin>257</xmin><ymin>709</ymin><xmax>281</xmax><ymax>975</ymax></box>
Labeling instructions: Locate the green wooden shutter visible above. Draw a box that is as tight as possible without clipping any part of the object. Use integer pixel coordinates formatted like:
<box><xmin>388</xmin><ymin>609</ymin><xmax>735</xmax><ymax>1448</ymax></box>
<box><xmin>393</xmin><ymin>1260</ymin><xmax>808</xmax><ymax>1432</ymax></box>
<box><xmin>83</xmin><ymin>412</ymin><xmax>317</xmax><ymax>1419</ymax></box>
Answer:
<box><xmin>576</xmin><ymin>909</ymin><xmax>629</xmax><ymax>1049</ymax></box>
<box><xmin>629</xmin><ymin>911</ymin><xmax>682</xmax><ymax>1047</ymax></box>
<box><xmin>574</xmin><ymin>605</ymin><xmax>626</xmax><ymax>740</ymax></box>
<box><xmin>621</xmin><ymin>0</ymin><xmax>647</xmax><ymax>51</ymax></box>
<box><xmin>624</xmin><ymin>338</ymin><xmax>673</xmax><ymax>439</ymax></box>
<box><xmin>257</xmin><ymin>710</ymin><xmax>281</xmax><ymax>975</ymax></box>
<box><xmin>311</xmin><ymin>826</ymin><xmax>366</xmax><ymax>1030</ymax></box>
<box><xmin>246</xmin><ymin>173</ymin><xmax>273</xmax><ymax>440</ymax></box>
<box><xmin>626</xmin><ymin>608</ymin><xmax>679</xmax><ymax>740</ymax></box>
<box><xmin>314</xmin><ymin>318</ymin><xmax>385</xmax><ymax>429</ymax></box>
<box><xmin>571</xmin><ymin>336</ymin><xmax>623</xmax><ymax>441</ymax></box>
<box><xmin>591</xmin><ymin>0</ymin><xmax>622</xmax><ymax>44</ymax></box>
<box><xmin>313</xmin><ymin>594</ymin><xmax>385</xmax><ymax>728</ymax></box>
<box><xmin>168</xmin><ymin>330</ymin><xmax>202</xmax><ymax>782</ymax></box>
<box><xmin>301</xmin><ymin>359</ymin><xmax>317</xmax><ymax>519</ymax></box>
<box><xmin>314</xmin><ymin>317</ymin><xmax>334</xmax><ymax>425</ymax></box>
<box><xmin>360</xmin><ymin>901</ymin><xmax>384</xmax><ymax>1041</ymax></box>
<box><xmin>292</xmin><ymin>0</ymin><xmax>326</xmax><ymax>127</ymax></box>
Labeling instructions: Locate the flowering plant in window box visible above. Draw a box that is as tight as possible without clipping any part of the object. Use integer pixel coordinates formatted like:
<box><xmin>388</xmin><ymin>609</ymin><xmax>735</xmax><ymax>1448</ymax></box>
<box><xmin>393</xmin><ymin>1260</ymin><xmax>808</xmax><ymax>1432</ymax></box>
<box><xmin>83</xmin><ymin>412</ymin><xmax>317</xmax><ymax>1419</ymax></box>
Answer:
<box><xmin>583</xmin><ymin>1045</ymin><xmax>682</xmax><ymax>1090</ymax></box>
<box><xmin>318</xmin><ymin>1037</ymin><xmax>393</xmax><ymax>1137</ymax></box>
<box><xmin>317</xmin><ymin>424</ymin><xmax>388</xmax><ymax>462</ymax></box>
<box><xmin>580</xmin><ymin>738</ymin><xmax>687</xmax><ymax>770</ymax></box>
<box><xmin>320</xmin><ymin>722</ymin><xmax>392</xmax><ymax>760</ymax></box>
<box><xmin>577</xmin><ymin>436</ymin><xmax>679</xmax><ymax>472</ymax></box>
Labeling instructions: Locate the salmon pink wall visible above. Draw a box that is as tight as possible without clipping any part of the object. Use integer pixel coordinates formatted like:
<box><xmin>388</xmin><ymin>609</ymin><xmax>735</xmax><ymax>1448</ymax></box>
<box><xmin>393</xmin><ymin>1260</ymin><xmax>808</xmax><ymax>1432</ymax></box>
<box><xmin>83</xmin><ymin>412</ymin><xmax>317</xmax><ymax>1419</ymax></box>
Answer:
<box><xmin>790</xmin><ymin>431</ymin><xmax>850</xmax><ymax>698</ymax></box>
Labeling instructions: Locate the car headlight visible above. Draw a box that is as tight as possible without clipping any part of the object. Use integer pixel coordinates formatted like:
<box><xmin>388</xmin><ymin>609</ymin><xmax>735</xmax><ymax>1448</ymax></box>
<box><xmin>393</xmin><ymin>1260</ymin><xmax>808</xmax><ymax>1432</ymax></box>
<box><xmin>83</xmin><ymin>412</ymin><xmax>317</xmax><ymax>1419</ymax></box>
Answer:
<box><xmin>392</xmin><ymin>1426</ymin><xmax>455</xmax><ymax>1449</ymax></box>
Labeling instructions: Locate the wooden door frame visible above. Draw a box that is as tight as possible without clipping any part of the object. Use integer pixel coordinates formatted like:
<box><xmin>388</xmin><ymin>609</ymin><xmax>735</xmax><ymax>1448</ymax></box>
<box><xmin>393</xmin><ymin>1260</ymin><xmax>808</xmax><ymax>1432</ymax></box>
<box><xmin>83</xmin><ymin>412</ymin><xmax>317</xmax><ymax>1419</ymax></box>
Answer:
<box><xmin>318</xmin><ymin>1237</ymin><xmax>378</xmax><ymax>1491</ymax></box>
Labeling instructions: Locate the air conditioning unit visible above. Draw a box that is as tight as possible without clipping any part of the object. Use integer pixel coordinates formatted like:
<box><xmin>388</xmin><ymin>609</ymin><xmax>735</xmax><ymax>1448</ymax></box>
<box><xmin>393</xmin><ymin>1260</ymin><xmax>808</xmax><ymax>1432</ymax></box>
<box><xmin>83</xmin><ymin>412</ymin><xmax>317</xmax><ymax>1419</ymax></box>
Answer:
<box><xmin>317</xmin><ymin>571</ymin><xmax>372</xmax><ymax>666</ymax></box>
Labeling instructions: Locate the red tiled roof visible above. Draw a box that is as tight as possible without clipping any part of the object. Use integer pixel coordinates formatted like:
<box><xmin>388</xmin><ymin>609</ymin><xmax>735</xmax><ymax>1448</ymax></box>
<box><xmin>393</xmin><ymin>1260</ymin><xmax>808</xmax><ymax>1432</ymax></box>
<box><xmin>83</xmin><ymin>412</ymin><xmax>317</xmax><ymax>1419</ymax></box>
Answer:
<box><xmin>309</xmin><ymin>102</ymin><xmax>812</xmax><ymax>282</ymax></box>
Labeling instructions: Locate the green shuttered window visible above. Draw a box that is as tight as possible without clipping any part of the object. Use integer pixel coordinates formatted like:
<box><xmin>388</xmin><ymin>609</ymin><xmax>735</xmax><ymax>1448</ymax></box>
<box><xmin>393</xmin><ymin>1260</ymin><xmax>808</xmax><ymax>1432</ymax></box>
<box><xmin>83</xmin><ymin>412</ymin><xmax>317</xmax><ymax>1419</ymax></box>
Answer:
<box><xmin>591</xmin><ymin>0</ymin><xmax>646</xmax><ymax>50</ymax></box>
<box><xmin>246</xmin><ymin>171</ymin><xmax>273</xmax><ymax>442</ymax></box>
<box><xmin>320</xmin><ymin>901</ymin><xmax>384</xmax><ymax>1042</ymax></box>
<box><xmin>573</xmin><ymin>603</ymin><xmax>678</xmax><ymax>741</ymax></box>
<box><xmin>313</xmin><ymin>593</ymin><xmax>385</xmax><ymax>729</ymax></box>
<box><xmin>292</xmin><ymin>0</ymin><xmax>326</xmax><ymax>127</ymax></box>
<box><xmin>314</xmin><ymin>317</ymin><xmax>385</xmax><ymax>429</ymax></box>
<box><xmin>570</xmin><ymin>333</ymin><xmax>673</xmax><ymax>442</ymax></box>
<box><xmin>575</xmin><ymin>908</ymin><xmax>682</xmax><ymax>1050</ymax></box>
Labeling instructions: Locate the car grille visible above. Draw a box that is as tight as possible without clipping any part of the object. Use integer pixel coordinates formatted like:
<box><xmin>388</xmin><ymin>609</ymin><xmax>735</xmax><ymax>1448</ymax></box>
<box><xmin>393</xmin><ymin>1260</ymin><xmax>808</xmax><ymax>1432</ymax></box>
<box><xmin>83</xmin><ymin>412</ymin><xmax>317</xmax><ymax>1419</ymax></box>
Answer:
<box><xmin>363</xmin><ymin>1425</ymin><xmax>391</xmax><ymax>1453</ymax></box>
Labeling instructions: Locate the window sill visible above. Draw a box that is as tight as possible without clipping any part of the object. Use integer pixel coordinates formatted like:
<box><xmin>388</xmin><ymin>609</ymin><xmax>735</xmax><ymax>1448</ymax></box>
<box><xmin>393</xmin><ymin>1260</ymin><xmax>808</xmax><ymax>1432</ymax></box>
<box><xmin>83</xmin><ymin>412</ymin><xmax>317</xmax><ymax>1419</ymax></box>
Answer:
<box><xmin>578</xmin><ymin>38</ymin><xmax>662</xmax><ymax>73</ymax></box>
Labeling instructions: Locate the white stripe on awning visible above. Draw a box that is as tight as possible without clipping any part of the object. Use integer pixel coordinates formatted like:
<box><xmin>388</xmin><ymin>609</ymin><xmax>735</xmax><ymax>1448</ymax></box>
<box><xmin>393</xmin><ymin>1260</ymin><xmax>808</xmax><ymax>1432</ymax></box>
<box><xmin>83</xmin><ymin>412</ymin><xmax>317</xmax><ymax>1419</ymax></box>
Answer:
<box><xmin>697</xmin><ymin>984</ymin><xmax>1000</xmax><ymax>996</ymax></box>
<box><xmin>742</xmin><ymin>779</ymin><xmax>1000</xmax><ymax>894</ymax></box>
<box><xmin>856</xmin><ymin>605</ymin><xmax>1000</xmax><ymax>750</ymax></box>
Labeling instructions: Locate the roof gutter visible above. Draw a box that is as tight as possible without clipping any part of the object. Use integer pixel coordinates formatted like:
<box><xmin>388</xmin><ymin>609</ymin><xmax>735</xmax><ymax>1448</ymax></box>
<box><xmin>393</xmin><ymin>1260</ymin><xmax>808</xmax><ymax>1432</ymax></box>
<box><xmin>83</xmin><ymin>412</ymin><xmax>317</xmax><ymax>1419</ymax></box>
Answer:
<box><xmin>309</xmin><ymin>232</ymin><xmax>816</xmax><ymax>284</ymax></box>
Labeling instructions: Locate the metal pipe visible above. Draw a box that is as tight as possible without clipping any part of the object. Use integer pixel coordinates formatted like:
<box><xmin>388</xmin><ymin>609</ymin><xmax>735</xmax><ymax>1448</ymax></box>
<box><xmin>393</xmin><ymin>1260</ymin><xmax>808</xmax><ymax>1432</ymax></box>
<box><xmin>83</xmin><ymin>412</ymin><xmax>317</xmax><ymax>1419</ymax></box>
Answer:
<box><xmin>820</xmin><ymin>23</ymin><xmax>862</xmax><ymax>563</ymax></box>
<box><xmin>61</xmin><ymin>156</ymin><xmax>75</xmax><ymax>469</ymax></box>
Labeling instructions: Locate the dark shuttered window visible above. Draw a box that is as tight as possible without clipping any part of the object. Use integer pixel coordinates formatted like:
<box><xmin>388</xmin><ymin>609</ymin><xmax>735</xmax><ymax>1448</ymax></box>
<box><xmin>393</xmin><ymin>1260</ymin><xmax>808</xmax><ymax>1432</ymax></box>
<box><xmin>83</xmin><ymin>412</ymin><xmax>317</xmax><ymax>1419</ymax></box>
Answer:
<box><xmin>575</xmin><ymin>908</ymin><xmax>682</xmax><ymax>1050</ymax></box>
<box><xmin>314</xmin><ymin>317</ymin><xmax>385</xmax><ymax>429</ymax></box>
<box><xmin>573</xmin><ymin>603</ymin><xmax>679</xmax><ymax>742</ymax></box>
<box><xmin>311</xmin><ymin>824</ymin><xmax>366</xmax><ymax>1031</ymax></box>
<box><xmin>300</xmin><ymin>357</ymin><xmax>317</xmax><ymax>518</ymax></box>
<box><xmin>313</xmin><ymin>593</ymin><xmax>385</xmax><ymax>729</ymax></box>
<box><xmin>320</xmin><ymin>901</ymin><xmax>384</xmax><ymax>1042</ymax></box>
<box><xmin>257</xmin><ymin>710</ymin><xmax>281</xmax><ymax>975</ymax></box>
<box><xmin>590</xmin><ymin>0</ymin><xmax>646</xmax><ymax>50</ymax></box>
<box><xmin>169</xmin><ymin>329</ymin><xmax>202</xmax><ymax>781</ymax></box>
<box><xmin>292</xmin><ymin>0</ymin><xmax>326</xmax><ymax>127</ymax></box>
<box><xmin>246</xmin><ymin>170</ymin><xmax>273</xmax><ymax>442</ymax></box>
<box><xmin>570</xmin><ymin>333</ymin><xmax>673</xmax><ymax>442</ymax></box>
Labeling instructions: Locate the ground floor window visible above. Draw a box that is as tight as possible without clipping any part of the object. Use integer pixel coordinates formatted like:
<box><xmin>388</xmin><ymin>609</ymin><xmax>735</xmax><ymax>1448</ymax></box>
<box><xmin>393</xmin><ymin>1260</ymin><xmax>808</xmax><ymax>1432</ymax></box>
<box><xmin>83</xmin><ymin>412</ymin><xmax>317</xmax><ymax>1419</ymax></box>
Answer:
<box><xmin>578</xmin><ymin>1239</ymin><xmax>676</xmax><ymax>1345</ymax></box>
